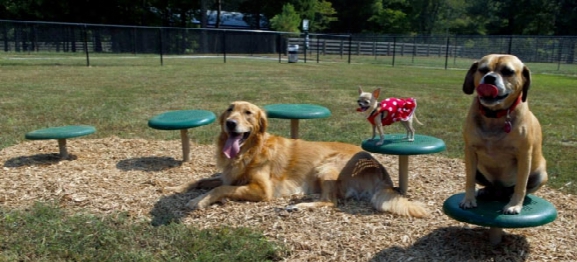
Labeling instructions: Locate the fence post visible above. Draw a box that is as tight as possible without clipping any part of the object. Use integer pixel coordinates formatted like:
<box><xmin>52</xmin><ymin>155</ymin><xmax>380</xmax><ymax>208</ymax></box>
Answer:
<box><xmin>412</xmin><ymin>36</ymin><xmax>416</xmax><ymax>63</ymax></box>
<box><xmin>132</xmin><ymin>28</ymin><xmax>137</xmax><ymax>54</ymax></box>
<box><xmin>557</xmin><ymin>39</ymin><xmax>563</xmax><ymax>71</ymax></box>
<box><xmin>83</xmin><ymin>25</ymin><xmax>90</xmax><ymax>67</ymax></box>
<box><xmin>278</xmin><ymin>33</ymin><xmax>281</xmax><ymax>63</ymax></box>
<box><xmin>444</xmin><ymin>36</ymin><xmax>450</xmax><ymax>70</ymax></box>
<box><xmin>348</xmin><ymin>35</ymin><xmax>352</xmax><ymax>64</ymax></box>
<box><xmin>392</xmin><ymin>36</ymin><xmax>396</xmax><ymax>67</ymax></box>
<box><xmin>453</xmin><ymin>35</ymin><xmax>458</xmax><ymax>66</ymax></box>
<box><xmin>508</xmin><ymin>35</ymin><xmax>513</xmax><ymax>54</ymax></box>
<box><xmin>222</xmin><ymin>30</ymin><xmax>227</xmax><ymax>63</ymax></box>
<box><xmin>159</xmin><ymin>28</ymin><xmax>163</xmax><ymax>66</ymax></box>
<box><xmin>316</xmin><ymin>35</ymin><xmax>320</xmax><ymax>63</ymax></box>
<box><xmin>303</xmin><ymin>33</ymin><xmax>307</xmax><ymax>63</ymax></box>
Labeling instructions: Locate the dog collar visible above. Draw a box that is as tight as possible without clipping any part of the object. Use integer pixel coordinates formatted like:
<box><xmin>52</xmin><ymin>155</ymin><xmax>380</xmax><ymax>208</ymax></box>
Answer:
<box><xmin>478</xmin><ymin>95</ymin><xmax>522</xmax><ymax>133</ymax></box>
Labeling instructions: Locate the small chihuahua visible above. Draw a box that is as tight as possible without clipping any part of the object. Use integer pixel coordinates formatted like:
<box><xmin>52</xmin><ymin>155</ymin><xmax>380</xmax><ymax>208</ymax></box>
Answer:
<box><xmin>357</xmin><ymin>87</ymin><xmax>421</xmax><ymax>145</ymax></box>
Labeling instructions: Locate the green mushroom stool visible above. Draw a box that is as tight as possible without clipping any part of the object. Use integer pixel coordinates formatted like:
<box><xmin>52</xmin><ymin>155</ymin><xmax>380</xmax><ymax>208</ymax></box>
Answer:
<box><xmin>148</xmin><ymin>110</ymin><xmax>216</xmax><ymax>162</ymax></box>
<box><xmin>25</xmin><ymin>125</ymin><xmax>96</xmax><ymax>159</ymax></box>
<box><xmin>361</xmin><ymin>134</ymin><xmax>446</xmax><ymax>195</ymax></box>
<box><xmin>263</xmin><ymin>104</ymin><xmax>331</xmax><ymax>139</ymax></box>
<box><xmin>443</xmin><ymin>192</ymin><xmax>557</xmax><ymax>245</ymax></box>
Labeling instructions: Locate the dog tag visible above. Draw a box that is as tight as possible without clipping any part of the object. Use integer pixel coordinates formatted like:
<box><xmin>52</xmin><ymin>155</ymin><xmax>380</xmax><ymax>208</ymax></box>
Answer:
<box><xmin>503</xmin><ymin>121</ymin><xmax>512</xmax><ymax>133</ymax></box>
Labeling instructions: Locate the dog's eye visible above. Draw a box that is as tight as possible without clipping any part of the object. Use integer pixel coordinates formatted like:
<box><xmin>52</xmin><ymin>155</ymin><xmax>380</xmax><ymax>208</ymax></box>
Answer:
<box><xmin>501</xmin><ymin>67</ymin><xmax>515</xmax><ymax>76</ymax></box>
<box><xmin>478</xmin><ymin>67</ymin><xmax>489</xmax><ymax>74</ymax></box>
<box><xmin>245</xmin><ymin>110</ymin><xmax>252</xmax><ymax>115</ymax></box>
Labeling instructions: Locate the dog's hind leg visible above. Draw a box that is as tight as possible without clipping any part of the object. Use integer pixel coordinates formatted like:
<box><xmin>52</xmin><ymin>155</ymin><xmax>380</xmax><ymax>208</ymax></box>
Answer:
<box><xmin>287</xmin><ymin>169</ymin><xmax>340</xmax><ymax>211</ymax></box>
<box><xmin>401</xmin><ymin>119</ymin><xmax>415</xmax><ymax>141</ymax></box>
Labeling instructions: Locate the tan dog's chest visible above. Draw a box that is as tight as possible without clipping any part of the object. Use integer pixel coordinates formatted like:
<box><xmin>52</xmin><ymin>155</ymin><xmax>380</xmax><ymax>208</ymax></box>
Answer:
<box><xmin>465</xmin><ymin>103</ymin><xmax>541</xmax><ymax>185</ymax></box>
<box><xmin>469</xmin><ymin>136</ymin><xmax>519</xmax><ymax>185</ymax></box>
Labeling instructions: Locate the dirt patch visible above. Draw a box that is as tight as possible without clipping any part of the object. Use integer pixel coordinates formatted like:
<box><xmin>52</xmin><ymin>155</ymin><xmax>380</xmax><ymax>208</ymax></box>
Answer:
<box><xmin>1</xmin><ymin>137</ymin><xmax>575</xmax><ymax>261</ymax></box>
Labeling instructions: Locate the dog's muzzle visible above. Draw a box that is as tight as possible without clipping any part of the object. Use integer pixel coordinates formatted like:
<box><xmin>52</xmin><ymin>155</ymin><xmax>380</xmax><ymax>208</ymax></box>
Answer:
<box><xmin>357</xmin><ymin>101</ymin><xmax>370</xmax><ymax>112</ymax></box>
<box><xmin>223</xmin><ymin>119</ymin><xmax>251</xmax><ymax>159</ymax></box>
<box><xmin>477</xmin><ymin>84</ymin><xmax>509</xmax><ymax>105</ymax></box>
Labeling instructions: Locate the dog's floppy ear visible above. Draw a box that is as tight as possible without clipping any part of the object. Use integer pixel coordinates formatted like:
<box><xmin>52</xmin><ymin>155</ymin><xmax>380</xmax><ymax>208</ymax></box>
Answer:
<box><xmin>521</xmin><ymin>65</ymin><xmax>531</xmax><ymax>102</ymax></box>
<box><xmin>463</xmin><ymin>62</ymin><xmax>478</xmax><ymax>95</ymax></box>
<box><xmin>258</xmin><ymin>108</ymin><xmax>268</xmax><ymax>133</ymax></box>
<box><xmin>219</xmin><ymin>104</ymin><xmax>232</xmax><ymax>126</ymax></box>
<box><xmin>372</xmin><ymin>88</ymin><xmax>381</xmax><ymax>99</ymax></box>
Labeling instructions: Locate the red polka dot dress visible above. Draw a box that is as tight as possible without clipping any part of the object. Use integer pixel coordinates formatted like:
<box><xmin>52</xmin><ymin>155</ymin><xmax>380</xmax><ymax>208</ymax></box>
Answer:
<box><xmin>367</xmin><ymin>98</ymin><xmax>417</xmax><ymax>126</ymax></box>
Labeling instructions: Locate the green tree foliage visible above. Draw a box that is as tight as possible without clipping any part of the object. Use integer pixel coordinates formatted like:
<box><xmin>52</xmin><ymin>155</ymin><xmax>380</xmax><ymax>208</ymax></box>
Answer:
<box><xmin>467</xmin><ymin>0</ymin><xmax>558</xmax><ymax>35</ymax></box>
<box><xmin>300</xmin><ymin>0</ymin><xmax>338</xmax><ymax>32</ymax></box>
<box><xmin>0</xmin><ymin>0</ymin><xmax>575</xmax><ymax>35</ymax></box>
<box><xmin>270</xmin><ymin>3</ymin><xmax>301</xmax><ymax>32</ymax></box>
<box><xmin>330</xmin><ymin>0</ymin><xmax>376</xmax><ymax>33</ymax></box>
<box><xmin>368</xmin><ymin>0</ymin><xmax>411</xmax><ymax>34</ymax></box>
<box><xmin>555</xmin><ymin>0</ymin><xmax>577</xmax><ymax>35</ymax></box>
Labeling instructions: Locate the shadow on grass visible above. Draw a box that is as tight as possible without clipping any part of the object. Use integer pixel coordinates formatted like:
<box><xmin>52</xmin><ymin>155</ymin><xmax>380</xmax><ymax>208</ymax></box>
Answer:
<box><xmin>149</xmin><ymin>192</ymin><xmax>192</xmax><ymax>226</ymax></box>
<box><xmin>149</xmin><ymin>175</ymin><xmax>219</xmax><ymax>226</ymax></box>
<box><xmin>116</xmin><ymin>156</ymin><xmax>181</xmax><ymax>172</ymax></box>
<box><xmin>3</xmin><ymin>153</ymin><xmax>76</xmax><ymax>167</ymax></box>
<box><xmin>370</xmin><ymin>226</ymin><xmax>529</xmax><ymax>261</ymax></box>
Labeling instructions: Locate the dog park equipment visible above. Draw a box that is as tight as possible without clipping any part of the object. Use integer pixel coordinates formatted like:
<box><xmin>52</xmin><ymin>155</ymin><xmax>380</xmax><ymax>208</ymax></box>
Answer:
<box><xmin>443</xmin><ymin>192</ymin><xmax>557</xmax><ymax>245</ymax></box>
<box><xmin>25</xmin><ymin>125</ymin><xmax>96</xmax><ymax>159</ymax></box>
<box><xmin>361</xmin><ymin>134</ymin><xmax>446</xmax><ymax>195</ymax></box>
<box><xmin>148</xmin><ymin>110</ymin><xmax>216</xmax><ymax>162</ymax></box>
<box><xmin>263</xmin><ymin>104</ymin><xmax>331</xmax><ymax>139</ymax></box>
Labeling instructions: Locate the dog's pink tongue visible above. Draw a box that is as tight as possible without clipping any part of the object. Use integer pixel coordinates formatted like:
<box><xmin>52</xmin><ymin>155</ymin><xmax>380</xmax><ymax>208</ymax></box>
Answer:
<box><xmin>223</xmin><ymin>135</ymin><xmax>242</xmax><ymax>159</ymax></box>
<box><xmin>477</xmin><ymin>84</ymin><xmax>499</xmax><ymax>98</ymax></box>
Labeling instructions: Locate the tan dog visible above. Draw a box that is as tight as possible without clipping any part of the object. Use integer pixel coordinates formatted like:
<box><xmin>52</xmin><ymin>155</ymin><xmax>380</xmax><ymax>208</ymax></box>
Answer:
<box><xmin>357</xmin><ymin>87</ymin><xmax>421</xmax><ymax>145</ymax></box>
<box><xmin>167</xmin><ymin>101</ymin><xmax>428</xmax><ymax>217</ymax></box>
<box><xmin>459</xmin><ymin>54</ymin><xmax>547</xmax><ymax>215</ymax></box>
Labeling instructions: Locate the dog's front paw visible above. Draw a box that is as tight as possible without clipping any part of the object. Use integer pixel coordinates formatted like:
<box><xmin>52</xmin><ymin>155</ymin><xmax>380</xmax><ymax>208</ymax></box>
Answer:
<box><xmin>502</xmin><ymin>203</ymin><xmax>522</xmax><ymax>215</ymax></box>
<box><xmin>186</xmin><ymin>194</ymin><xmax>210</xmax><ymax>210</ymax></box>
<box><xmin>459</xmin><ymin>197</ymin><xmax>477</xmax><ymax>209</ymax></box>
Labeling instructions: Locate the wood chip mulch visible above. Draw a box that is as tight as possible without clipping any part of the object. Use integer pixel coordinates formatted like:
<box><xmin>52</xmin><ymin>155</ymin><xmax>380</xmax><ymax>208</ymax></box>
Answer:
<box><xmin>1</xmin><ymin>137</ymin><xmax>575</xmax><ymax>261</ymax></box>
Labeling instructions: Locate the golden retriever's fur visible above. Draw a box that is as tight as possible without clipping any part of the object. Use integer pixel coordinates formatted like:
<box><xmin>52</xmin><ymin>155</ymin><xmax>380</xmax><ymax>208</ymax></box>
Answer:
<box><xmin>167</xmin><ymin>101</ymin><xmax>428</xmax><ymax>217</ymax></box>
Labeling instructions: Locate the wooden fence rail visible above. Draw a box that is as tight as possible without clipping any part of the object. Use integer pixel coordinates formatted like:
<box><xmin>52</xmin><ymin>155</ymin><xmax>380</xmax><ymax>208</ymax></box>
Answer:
<box><xmin>287</xmin><ymin>38</ymin><xmax>462</xmax><ymax>57</ymax></box>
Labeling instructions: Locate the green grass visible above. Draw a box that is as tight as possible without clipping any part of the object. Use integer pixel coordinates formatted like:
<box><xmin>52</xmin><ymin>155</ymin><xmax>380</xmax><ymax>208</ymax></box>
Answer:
<box><xmin>0</xmin><ymin>202</ymin><xmax>285</xmax><ymax>261</ymax></box>
<box><xmin>0</xmin><ymin>54</ymin><xmax>575</xmax><ymax>260</ymax></box>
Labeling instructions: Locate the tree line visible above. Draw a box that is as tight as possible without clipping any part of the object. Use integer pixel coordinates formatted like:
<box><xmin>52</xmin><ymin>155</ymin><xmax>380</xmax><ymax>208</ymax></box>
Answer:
<box><xmin>1</xmin><ymin>0</ymin><xmax>576</xmax><ymax>35</ymax></box>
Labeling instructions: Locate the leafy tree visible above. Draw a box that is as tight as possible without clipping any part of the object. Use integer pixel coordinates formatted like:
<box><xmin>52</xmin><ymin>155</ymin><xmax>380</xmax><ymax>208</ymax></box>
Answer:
<box><xmin>270</xmin><ymin>3</ymin><xmax>301</xmax><ymax>32</ymax></box>
<box><xmin>309</xmin><ymin>0</ymin><xmax>338</xmax><ymax>32</ymax></box>
<box><xmin>555</xmin><ymin>0</ymin><xmax>577</xmax><ymax>35</ymax></box>
<box><xmin>368</xmin><ymin>0</ymin><xmax>411</xmax><ymax>34</ymax></box>
<box><xmin>291</xmin><ymin>0</ymin><xmax>337</xmax><ymax>32</ymax></box>
<box><xmin>467</xmin><ymin>0</ymin><xmax>557</xmax><ymax>35</ymax></box>
<box><xmin>408</xmin><ymin>0</ymin><xmax>444</xmax><ymax>35</ymax></box>
<box><xmin>330</xmin><ymin>0</ymin><xmax>376</xmax><ymax>33</ymax></box>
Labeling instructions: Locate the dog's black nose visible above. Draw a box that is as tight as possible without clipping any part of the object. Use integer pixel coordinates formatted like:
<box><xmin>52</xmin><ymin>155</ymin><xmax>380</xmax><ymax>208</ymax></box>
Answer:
<box><xmin>226</xmin><ymin>119</ymin><xmax>237</xmax><ymax>130</ymax></box>
<box><xmin>483</xmin><ymin>75</ymin><xmax>496</xmax><ymax>84</ymax></box>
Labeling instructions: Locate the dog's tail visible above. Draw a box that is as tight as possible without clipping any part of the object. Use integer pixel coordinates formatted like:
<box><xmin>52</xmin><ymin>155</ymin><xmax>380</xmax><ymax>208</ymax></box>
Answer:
<box><xmin>371</xmin><ymin>188</ymin><xmax>429</xmax><ymax>218</ymax></box>
<box><xmin>413</xmin><ymin>113</ymin><xmax>424</xmax><ymax>125</ymax></box>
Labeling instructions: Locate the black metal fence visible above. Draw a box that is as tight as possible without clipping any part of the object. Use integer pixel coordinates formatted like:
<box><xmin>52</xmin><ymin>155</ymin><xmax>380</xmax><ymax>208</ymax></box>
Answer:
<box><xmin>1</xmin><ymin>20</ymin><xmax>576</xmax><ymax>73</ymax></box>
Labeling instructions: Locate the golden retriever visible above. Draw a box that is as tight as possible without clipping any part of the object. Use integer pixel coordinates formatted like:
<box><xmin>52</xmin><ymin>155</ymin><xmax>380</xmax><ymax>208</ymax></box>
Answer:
<box><xmin>167</xmin><ymin>101</ymin><xmax>428</xmax><ymax>217</ymax></box>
